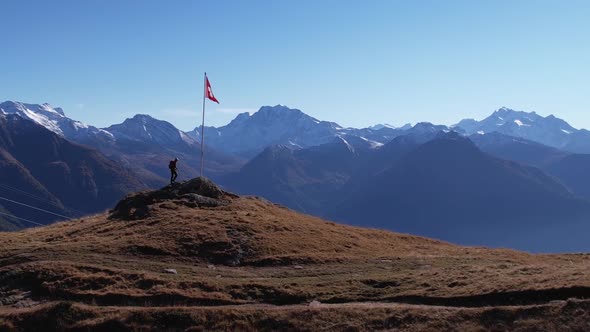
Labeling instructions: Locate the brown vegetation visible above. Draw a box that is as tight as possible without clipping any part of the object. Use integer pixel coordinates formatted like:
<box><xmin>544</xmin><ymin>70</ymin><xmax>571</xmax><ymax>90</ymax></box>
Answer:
<box><xmin>1</xmin><ymin>178</ymin><xmax>590</xmax><ymax>331</ymax></box>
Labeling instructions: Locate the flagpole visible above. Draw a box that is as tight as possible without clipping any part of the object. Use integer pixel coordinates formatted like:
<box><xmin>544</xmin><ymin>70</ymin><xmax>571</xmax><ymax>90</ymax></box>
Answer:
<box><xmin>200</xmin><ymin>72</ymin><xmax>206</xmax><ymax>178</ymax></box>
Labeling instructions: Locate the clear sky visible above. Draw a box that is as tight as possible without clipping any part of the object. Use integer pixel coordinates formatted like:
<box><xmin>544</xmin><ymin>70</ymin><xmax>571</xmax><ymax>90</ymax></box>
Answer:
<box><xmin>2</xmin><ymin>0</ymin><xmax>590</xmax><ymax>131</ymax></box>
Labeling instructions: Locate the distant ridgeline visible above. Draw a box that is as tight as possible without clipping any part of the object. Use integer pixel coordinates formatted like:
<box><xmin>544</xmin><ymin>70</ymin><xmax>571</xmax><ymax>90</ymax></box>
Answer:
<box><xmin>2</xmin><ymin>101</ymin><xmax>590</xmax><ymax>252</ymax></box>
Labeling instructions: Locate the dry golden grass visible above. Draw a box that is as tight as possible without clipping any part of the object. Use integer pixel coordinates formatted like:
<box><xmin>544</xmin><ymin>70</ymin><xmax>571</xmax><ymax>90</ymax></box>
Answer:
<box><xmin>1</xmin><ymin>187</ymin><xmax>590</xmax><ymax>331</ymax></box>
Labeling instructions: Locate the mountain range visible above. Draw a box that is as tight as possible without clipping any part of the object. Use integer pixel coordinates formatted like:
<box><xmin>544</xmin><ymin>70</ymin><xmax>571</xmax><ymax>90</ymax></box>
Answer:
<box><xmin>329</xmin><ymin>133</ymin><xmax>590</xmax><ymax>251</ymax></box>
<box><xmin>188</xmin><ymin>105</ymin><xmax>407</xmax><ymax>157</ymax></box>
<box><xmin>0</xmin><ymin>113</ymin><xmax>146</xmax><ymax>229</ymax></box>
<box><xmin>0</xmin><ymin>101</ymin><xmax>244</xmax><ymax>187</ymax></box>
<box><xmin>455</xmin><ymin>107</ymin><xmax>590</xmax><ymax>153</ymax></box>
<box><xmin>3</xmin><ymin>100</ymin><xmax>590</xmax><ymax>251</ymax></box>
<box><xmin>222</xmin><ymin>130</ymin><xmax>590</xmax><ymax>251</ymax></box>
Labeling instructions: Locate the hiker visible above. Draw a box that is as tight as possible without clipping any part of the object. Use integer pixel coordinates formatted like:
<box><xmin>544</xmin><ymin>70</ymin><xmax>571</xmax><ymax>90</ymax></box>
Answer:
<box><xmin>169</xmin><ymin>157</ymin><xmax>179</xmax><ymax>184</ymax></box>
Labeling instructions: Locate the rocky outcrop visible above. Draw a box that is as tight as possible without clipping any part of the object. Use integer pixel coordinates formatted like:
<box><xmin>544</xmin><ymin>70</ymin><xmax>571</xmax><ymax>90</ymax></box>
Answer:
<box><xmin>109</xmin><ymin>177</ymin><xmax>233</xmax><ymax>220</ymax></box>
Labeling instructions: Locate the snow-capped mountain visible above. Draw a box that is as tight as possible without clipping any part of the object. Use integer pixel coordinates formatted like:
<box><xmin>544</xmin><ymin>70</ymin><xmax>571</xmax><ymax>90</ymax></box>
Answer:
<box><xmin>188</xmin><ymin>105</ymin><xmax>415</xmax><ymax>157</ymax></box>
<box><xmin>188</xmin><ymin>105</ymin><xmax>345</xmax><ymax>156</ymax></box>
<box><xmin>0</xmin><ymin>101</ymin><xmax>114</xmax><ymax>145</ymax></box>
<box><xmin>1</xmin><ymin>101</ymin><xmax>244</xmax><ymax>187</ymax></box>
<box><xmin>0</xmin><ymin>112</ymin><xmax>147</xmax><ymax>229</ymax></box>
<box><xmin>105</xmin><ymin>114</ymin><xmax>197</xmax><ymax>150</ymax></box>
<box><xmin>454</xmin><ymin>107</ymin><xmax>590</xmax><ymax>152</ymax></box>
<box><xmin>0</xmin><ymin>102</ymin><xmax>200</xmax><ymax>151</ymax></box>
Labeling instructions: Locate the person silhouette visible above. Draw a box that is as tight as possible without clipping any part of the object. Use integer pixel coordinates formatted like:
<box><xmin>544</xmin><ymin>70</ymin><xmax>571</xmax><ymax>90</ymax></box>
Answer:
<box><xmin>169</xmin><ymin>157</ymin><xmax>179</xmax><ymax>184</ymax></box>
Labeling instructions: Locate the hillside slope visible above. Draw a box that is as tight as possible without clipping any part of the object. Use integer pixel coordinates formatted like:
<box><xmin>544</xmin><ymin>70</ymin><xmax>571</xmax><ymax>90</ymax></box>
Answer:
<box><xmin>0</xmin><ymin>114</ymin><xmax>146</xmax><ymax>229</ymax></box>
<box><xmin>2</xmin><ymin>178</ymin><xmax>590</xmax><ymax>330</ymax></box>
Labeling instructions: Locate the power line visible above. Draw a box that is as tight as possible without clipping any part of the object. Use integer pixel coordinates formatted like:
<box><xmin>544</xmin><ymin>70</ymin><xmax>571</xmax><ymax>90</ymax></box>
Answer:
<box><xmin>0</xmin><ymin>196</ymin><xmax>72</xmax><ymax>220</ymax></box>
<box><xmin>0</xmin><ymin>183</ymin><xmax>86</xmax><ymax>215</ymax></box>
<box><xmin>0</xmin><ymin>211</ymin><xmax>44</xmax><ymax>227</ymax></box>
<box><xmin>0</xmin><ymin>183</ymin><xmax>51</xmax><ymax>203</ymax></box>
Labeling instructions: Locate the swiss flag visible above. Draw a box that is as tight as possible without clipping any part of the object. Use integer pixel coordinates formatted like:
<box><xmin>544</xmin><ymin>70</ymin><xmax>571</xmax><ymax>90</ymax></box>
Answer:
<box><xmin>205</xmin><ymin>75</ymin><xmax>219</xmax><ymax>104</ymax></box>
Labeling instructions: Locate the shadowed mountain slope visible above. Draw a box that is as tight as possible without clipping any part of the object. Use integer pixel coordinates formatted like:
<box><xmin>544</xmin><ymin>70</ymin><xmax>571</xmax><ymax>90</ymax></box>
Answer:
<box><xmin>329</xmin><ymin>133</ymin><xmax>590</xmax><ymax>251</ymax></box>
<box><xmin>0</xmin><ymin>114</ymin><xmax>146</xmax><ymax>229</ymax></box>
<box><xmin>221</xmin><ymin>136</ymin><xmax>375</xmax><ymax>214</ymax></box>
<box><xmin>222</xmin><ymin>131</ymin><xmax>590</xmax><ymax>251</ymax></box>
<box><xmin>471</xmin><ymin>132</ymin><xmax>590</xmax><ymax>200</ymax></box>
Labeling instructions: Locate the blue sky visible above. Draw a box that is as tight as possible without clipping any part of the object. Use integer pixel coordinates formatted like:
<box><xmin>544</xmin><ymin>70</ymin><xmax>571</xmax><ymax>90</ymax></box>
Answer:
<box><xmin>2</xmin><ymin>0</ymin><xmax>590</xmax><ymax>130</ymax></box>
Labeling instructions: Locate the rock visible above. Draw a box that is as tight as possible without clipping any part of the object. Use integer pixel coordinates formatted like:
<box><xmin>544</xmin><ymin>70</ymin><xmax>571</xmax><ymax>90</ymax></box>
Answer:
<box><xmin>109</xmin><ymin>177</ymin><xmax>231</xmax><ymax>220</ymax></box>
<box><xmin>180</xmin><ymin>194</ymin><xmax>223</xmax><ymax>207</ymax></box>
<box><xmin>163</xmin><ymin>269</ymin><xmax>177</xmax><ymax>274</ymax></box>
<box><xmin>293</xmin><ymin>265</ymin><xmax>304</xmax><ymax>269</ymax></box>
<box><xmin>207</xmin><ymin>264</ymin><xmax>216</xmax><ymax>269</ymax></box>
<box><xmin>178</xmin><ymin>178</ymin><xmax>224</xmax><ymax>199</ymax></box>
<box><xmin>309</xmin><ymin>300</ymin><xmax>322</xmax><ymax>307</ymax></box>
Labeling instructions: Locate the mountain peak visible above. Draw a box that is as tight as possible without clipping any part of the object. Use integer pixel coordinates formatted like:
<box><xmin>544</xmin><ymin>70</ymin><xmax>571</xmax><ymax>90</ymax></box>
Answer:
<box><xmin>41</xmin><ymin>102</ymin><xmax>66</xmax><ymax>116</ymax></box>
<box><xmin>497</xmin><ymin>106</ymin><xmax>513</xmax><ymax>113</ymax></box>
<box><xmin>411</xmin><ymin>131</ymin><xmax>480</xmax><ymax>157</ymax></box>
<box><xmin>1</xmin><ymin>101</ymin><xmax>65</xmax><ymax>118</ymax></box>
<box><xmin>129</xmin><ymin>114</ymin><xmax>157</xmax><ymax>122</ymax></box>
<box><xmin>410</xmin><ymin>122</ymin><xmax>450</xmax><ymax>134</ymax></box>
<box><xmin>226</xmin><ymin>112</ymin><xmax>251</xmax><ymax>127</ymax></box>
<box><xmin>107</xmin><ymin>114</ymin><xmax>196</xmax><ymax>147</ymax></box>
<box><xmin>491</xmin><ymin>107</ymin><xmax>540</xmax><ymax>120</ymax></box>
<box><xmin>0</xmin><ymin>101</ymin><xmax>113</xmax><ymax>143</ymax></box>
<box><xmin>454</xmin><ymin>107</ymin><xmax>582</xmax><ymax>151</ymax></box>
<box><xmin>260</xmin><ymin>104</ymin><xmax>295</xmax><ymax>111</ymax></box>
<box><xmin>493</xmin><ymin>106</ymin><xmax>519</xmax><ymax>117</ymax></box>
<box><xmin>369</xmin><ymin>123</ymin><xmax>396</xmax><ymax>130</ymax></box>
<box><xmin>255</xmin><ymin>105</ymin><xmax>307</xmax><ymax>118</ymax></box>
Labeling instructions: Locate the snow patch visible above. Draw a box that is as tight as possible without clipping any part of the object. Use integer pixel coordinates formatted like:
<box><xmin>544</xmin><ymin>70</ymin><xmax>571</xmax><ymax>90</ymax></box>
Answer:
<box><xmin>179</xmin><ymin>130</ymin><xmax>194</xmax><ymax>144</ymax></box>
<box><xmin>22</xmin><ymin>109</ymin><xmax>64</xmax><ymax>135</ymax></box>
<box><xmin>359</xmin><ymin>136</ymin><xmax>384</xmax><ymax>149</ymax></box>
<box><xmin>561</xmin><ymin>129</ymin><xmax>572</xmax><ymax>134</ymax></box>
<box><xmin>477</xmin><ymin>131</ymin><xmax>485</xmax><ymax>135</ymax></box>
<box><xmin>72</xmin><ymin>121</ymin><xmax>88</xmax><ymax>130</ymax></box>
<box><xmin>99</xmin><ymin>129</ymin><xmax>114</xmax><ymax>138</ymax></box>
<box><xmin>337</xmin><ymin>136</ymin><xmax>355</xmax><ymax>153</ymax></box>
<box><xmin>286</xmin><ymin>140</ymin><xmax>303</xmax><ymax>148</ymax></box>
<box><xmin>39</xmin><ymin>103</ymin><xmax>65</xmax><ymax>117</ymax></box>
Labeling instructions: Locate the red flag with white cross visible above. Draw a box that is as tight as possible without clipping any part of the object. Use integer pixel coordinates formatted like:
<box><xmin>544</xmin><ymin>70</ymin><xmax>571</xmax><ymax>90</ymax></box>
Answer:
<box><xmin>205</xmin><ymin>75</ymin><xmax>219</xmax><ymax>104</ymax></box>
